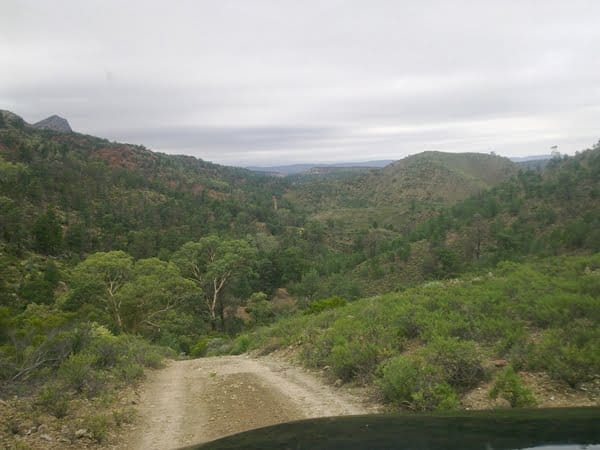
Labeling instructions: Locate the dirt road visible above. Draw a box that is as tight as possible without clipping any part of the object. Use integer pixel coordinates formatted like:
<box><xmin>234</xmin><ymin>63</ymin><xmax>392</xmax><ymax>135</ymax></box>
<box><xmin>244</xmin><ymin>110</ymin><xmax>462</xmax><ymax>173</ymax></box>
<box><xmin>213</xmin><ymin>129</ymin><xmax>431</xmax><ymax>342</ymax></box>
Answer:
<box><xmin>121</xmin><ymin>355</ymin><xmax>377</xmax><ymax>449</ymax></box>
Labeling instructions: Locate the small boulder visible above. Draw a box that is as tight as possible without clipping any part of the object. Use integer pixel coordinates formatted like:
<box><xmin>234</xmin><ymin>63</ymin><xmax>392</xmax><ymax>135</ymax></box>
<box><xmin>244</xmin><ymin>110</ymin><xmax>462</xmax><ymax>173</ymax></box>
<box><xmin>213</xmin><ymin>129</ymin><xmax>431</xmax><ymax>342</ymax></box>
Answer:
<box><xmin>492</xmin><ymin>359</ymin><xmax>508</xmax><ymax>368</ymax></box>
<box><xmin>75</xmin><ymin>428</ymin><xmax>89</xmax><ymax>439</ymax></box>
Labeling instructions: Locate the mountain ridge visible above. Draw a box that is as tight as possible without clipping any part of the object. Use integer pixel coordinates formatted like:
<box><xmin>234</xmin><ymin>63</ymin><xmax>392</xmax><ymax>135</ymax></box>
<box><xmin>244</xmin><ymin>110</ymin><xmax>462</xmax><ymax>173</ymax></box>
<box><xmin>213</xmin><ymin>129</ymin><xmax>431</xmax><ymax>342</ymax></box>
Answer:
<box><xmin>0</xmin><ymin>110</ymin><xmax>73</xmax><ymax>133</ymax></box>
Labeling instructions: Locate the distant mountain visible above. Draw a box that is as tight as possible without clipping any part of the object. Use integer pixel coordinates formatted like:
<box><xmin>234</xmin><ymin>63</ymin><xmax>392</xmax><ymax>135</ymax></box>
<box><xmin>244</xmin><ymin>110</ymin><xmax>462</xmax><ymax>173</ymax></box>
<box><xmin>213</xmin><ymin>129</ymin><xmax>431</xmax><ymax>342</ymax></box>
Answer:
<box><xmin>509</xmin><ymin>154</ymin><xmax>552</xmax><ymax>162</ymax></box>
<box><xmin>0</xmin><ymin>110</ymin><xmax>73</xmax><ymax>133</ymax></box>
<box><xmin>509</xmin><ymin>154</ymin><xmax>553</xmax><ymax>170</ymax></box>
<box><xmin>32</xmin><ymin>114</ymin><xmax>72</xmax><ymax>133</ymax></box>
<box><xmin>246</xmin><ymin>160</ymin><xmax>394</xmax><ymax>176</ymax></box>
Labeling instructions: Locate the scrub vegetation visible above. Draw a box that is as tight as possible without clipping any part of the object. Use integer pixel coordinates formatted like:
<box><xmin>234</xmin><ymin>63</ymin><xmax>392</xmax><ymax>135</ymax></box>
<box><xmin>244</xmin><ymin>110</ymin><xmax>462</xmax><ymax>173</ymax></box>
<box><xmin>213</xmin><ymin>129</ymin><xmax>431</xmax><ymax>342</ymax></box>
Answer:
<box><xmin>222</xmin><ymin>254</ymin><xmax>600</xmax><ymax>410</ymax></box>
<box><xmin>0</xmin><ymin>110</ymin><xmax>599</xmax><ymax>446</ymax></box>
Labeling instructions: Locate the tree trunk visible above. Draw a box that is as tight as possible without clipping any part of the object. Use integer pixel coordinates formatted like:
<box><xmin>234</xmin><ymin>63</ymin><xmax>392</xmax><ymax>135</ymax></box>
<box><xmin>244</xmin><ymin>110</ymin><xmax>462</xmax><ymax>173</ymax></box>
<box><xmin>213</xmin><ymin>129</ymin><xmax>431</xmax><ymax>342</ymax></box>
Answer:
<box><xmin>218</xmin><ymin>298</ymin><xmax>225</xmax><ymax>332</ymax></box>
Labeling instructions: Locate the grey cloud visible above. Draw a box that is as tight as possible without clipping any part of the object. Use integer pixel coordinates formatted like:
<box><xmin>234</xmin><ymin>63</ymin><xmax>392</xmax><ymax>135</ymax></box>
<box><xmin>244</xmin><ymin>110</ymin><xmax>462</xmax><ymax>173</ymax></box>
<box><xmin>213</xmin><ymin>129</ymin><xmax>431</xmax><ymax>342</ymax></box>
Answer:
<box><xmin>2</xmin><ymin>0</ymin><xmax>600</xmax><ymax>165</ymax></box>
<box><xmin>123</xmin><ymin>126</ymin><xmax>341</xmax><ymax>151</ymax></box>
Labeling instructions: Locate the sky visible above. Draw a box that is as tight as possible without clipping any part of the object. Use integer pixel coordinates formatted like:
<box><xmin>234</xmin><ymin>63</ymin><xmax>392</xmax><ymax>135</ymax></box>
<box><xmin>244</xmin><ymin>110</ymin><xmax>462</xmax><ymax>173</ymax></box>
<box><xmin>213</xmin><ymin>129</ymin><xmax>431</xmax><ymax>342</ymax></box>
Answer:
<box><xmin>2</xmin><ymin>1</ymin><xmax>600</xmax><ymax>166</ymax></box>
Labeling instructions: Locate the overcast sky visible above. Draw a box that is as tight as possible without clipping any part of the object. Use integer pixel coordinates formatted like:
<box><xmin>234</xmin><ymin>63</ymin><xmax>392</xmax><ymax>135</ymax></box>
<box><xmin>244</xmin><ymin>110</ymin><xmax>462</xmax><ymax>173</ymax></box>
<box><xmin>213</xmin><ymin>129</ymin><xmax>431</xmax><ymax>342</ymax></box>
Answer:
<box><xmin>2</xmin><ymin>1</ymin><xmax>599</xmax><ymax>166</ymax></box>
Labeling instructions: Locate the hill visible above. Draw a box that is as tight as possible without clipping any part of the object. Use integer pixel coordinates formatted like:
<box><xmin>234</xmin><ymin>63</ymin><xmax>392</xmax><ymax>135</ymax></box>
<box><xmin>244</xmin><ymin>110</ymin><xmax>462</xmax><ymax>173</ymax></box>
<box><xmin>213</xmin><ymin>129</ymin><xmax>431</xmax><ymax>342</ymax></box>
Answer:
<box><xmin>371</xmin><ymin>151</ymin><xmax>517</xmax><ymax>205</ymax></box>
<box><xmin>319</xmin><ymin>144</ymin><xmax>600</xmax><ymax>297</ymax></box>
<box><xmin>0</xmin><ymin>111</ymin><xmax>297</xmax><ymax>261</ymax></box>
<box><xmin>288</xmin><ymin>151</ymin><xmax>517</xmax><ymax>211</ymax></box>
<box><xmin>282</xmin><ymin>151</ymin><xmax>518</xmax><ymax>267</ymax></box>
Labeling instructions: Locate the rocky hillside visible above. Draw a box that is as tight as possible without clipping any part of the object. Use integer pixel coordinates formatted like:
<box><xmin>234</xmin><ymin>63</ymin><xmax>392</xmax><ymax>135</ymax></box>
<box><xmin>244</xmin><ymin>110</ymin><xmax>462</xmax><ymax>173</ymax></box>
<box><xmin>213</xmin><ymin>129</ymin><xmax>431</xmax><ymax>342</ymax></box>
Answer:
<box><xmin>0</xmin><ymin>110</ymin><xmax>73</xmax><ymax>133</ymax></box>
<box><xmin>31</xmin><ymin>115</ymin><xmax>72</xmax><ymax>133</ymax></box>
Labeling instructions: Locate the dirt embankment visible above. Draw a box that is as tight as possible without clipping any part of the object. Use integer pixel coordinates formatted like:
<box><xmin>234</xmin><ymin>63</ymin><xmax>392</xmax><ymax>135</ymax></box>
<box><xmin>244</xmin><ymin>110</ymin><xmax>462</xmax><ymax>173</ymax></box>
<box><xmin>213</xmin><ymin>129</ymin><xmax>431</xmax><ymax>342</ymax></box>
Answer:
<box><xmin>121</xmin><ymin>355</ymin><xmax>379</xmax><ymax>449</ymax></box>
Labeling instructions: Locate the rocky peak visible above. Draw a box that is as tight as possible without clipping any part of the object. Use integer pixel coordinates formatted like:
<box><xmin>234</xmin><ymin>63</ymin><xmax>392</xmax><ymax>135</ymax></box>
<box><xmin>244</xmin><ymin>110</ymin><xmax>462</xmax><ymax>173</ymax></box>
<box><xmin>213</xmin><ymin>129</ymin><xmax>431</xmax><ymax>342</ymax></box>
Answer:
<box><xmin>32</xmin><ymin>115</ymin><xmax>72</xmax><ymax>133</ymax></box>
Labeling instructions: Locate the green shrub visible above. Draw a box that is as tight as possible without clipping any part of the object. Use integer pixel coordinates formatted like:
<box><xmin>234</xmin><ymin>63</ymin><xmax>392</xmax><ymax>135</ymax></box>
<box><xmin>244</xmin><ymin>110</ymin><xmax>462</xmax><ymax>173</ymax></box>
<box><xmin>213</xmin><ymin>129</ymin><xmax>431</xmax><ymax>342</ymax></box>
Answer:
<box><xmin>205</xmin><ymin>337</ymin><xmax>233</xmax><ymax>356</ymax></box>
<box><xmin>58</xmin><ymin>353</ymin><xmax>96</xmax><ymax>392</ymax></box>
<box><xmin>38</xmin><ymin>383</ymin><xmax>70</xmax><ymax>418</ymax></box>
<box><xmin>83</xmin><ymin>369</ymin><xmax>109</xmax><ymax>398</ymax></box>
<box><xmin>423</xmin><ymin>337</ymin><xmax>485</xmax><ymax>389</ymax></box>
<box><xmin>230</xmin><ymin>334</ymin><xmax>252</xmax><ymax>355</ymax></box>
<box><xmin>328</xmin><ymin>339</ymin><xmax>379</xmax><ymax>382</ymax></box>
<box><xmin>412</xmin><ymin>382</ymin><xmax>460</xmax><ymax>411</ymax></box>
<box><xmin>139</xmin><ymin>351</ymin><xmax>164</xmax><ymax>369</ymax></box>
<box><xmin>119</xmin><ymin>362</ymin><xmax>145</xmax><ymax>382</ymax></box>
<box><xmin>531</xmin><ymin>326</ymin><xmax>600</xmax><ymax>387</ymax></box>
<box><xmin>90</xmin><ymin>339</ymin><xmax>121</xmax><ymax>368</ymax></box>
<box><xmin>305</xmin><ymin>296</ymin><xmax>347</xmax><ymax>315</ymax></box>
<box><xmin>86</xmin><ymin>414</ymin><xmax>111</xmax><ymax>443</ymax></box>
<box><xmin>87</xmin><ymin>329</ymin><xmax>122</xmax><ymax>369</ymax></box>
<box><xmin>190</xmin><ymin>337</ymin><xmax>210</xmax><ymax>357</ymax></box>
<box><xmin>376</xmin><ymin>355</ymin><xmax>459</xmax><ymax>411</ymax></box>
<box><xmin>247</xmin><ymin>292</ymin><xmax>276</xmax><ymax>326</ymax></box>
<box><xmin>490</xmin><ymin>366</ymin><xmax>537</xmax><ymax>407</ymax></box>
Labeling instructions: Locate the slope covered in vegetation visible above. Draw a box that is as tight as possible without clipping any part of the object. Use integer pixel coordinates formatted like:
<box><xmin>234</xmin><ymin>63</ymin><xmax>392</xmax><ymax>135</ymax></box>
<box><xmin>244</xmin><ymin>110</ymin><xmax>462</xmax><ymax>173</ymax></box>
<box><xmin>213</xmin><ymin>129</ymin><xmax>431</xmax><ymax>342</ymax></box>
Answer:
<box><xmin>0</xmin><ymin>111</ymin><xmax>297</xmax><ymax>260</ymax></box>
<box><xmin>306</xmin><ymin>143</ymin><xmax>600</xmax><ymax>297</ymax></box>
<box><xmin>226</xmin><ymin>254</ymin><xmax>600</xmax><ymax>411</ymax></box>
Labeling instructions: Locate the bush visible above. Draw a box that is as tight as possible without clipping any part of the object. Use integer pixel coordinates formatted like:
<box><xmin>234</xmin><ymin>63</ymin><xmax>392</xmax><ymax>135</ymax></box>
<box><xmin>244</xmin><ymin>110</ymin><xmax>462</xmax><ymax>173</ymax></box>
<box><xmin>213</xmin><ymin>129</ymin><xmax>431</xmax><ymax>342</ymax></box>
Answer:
<box><xmin>86</xmin><ymin>414</ymin><xmax>111</xmax><ymax>443</ymax></box>
<box><xmin>205</xmin><ymin>337</ymin><xmax>233</xmax><ymax>356</ymax></box>
<box><xmin>190</xmin><ymin>337</ymin><xmax>210</xmax><ymax>357</ymax></box>
<box><xmin>119</xmin><ymin>362</ymin><xmax>145</xmax><ymax>383</ymax></box>
<box><xmin>38</xmin><ymin>383</ymin><xmax>70</xmax><ymax>418</ymax></box>
<box><xmin>247</xmin><ymin>292</ymin><xmax>276</xmax><ymax>326</ymax></box>
<box><xmin>376</xmin><ymin>355</ymin><xmax>459</xmax><ymax>411</ymax></box>
<box><xmin>412</xmin><ymin>382</ymin><xmax>460</xmax><ymax>411</ymax></box>
<box><xmin>490</xmin><ymin>366</ymin><xmax>537</xmax><ymax>407</ymax></box>
<box><xmin>90</xmin><ymin>337</ymin><xmax>121</xmax><ymax>369</ymax></box>
<box><xmin>328</xmin><ymin>339</ymin><xmax>379</xmax><ymax>382</ymax></box>
<box><xmin>531</xmin><ymin>326</ymin><xmax>600</xmax><ymax>387</ymax></box>
<box><xmin>83</xmin><ymin>369</ymin><xmax>109</xmax><ymax>398</ymax></box>
<box><xmin>305</xmin><ymin>296</ymin><xmax>347</xmax><ymax>315</ymax></box>
<box><xmin>58</xmin><ymin>353</ymin><xmax>96</xmax><ymax>392</ymax></box>
<box><xmin>423</xmin><ymin>337</ymin><xmax>485</xmax><ymax>389</ymax></box>
<box><xmin>139</xmin><ymin>351</ymin><xmax>164</xmax><ymax>369</ymax></box>
<box><xmin>230</xmin><ymin>334</ymin><xmax>252</xmax><ymax>355</ymax></box>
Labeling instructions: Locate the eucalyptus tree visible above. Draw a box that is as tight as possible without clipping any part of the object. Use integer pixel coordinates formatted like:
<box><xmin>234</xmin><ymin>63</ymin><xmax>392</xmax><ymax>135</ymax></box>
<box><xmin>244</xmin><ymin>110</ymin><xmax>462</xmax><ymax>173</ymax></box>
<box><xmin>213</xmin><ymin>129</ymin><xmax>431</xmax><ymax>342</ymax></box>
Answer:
<box><xmin>172</xmin><ymin>235</ymin><xmax>257</xmax><ymax>330</ymax></box>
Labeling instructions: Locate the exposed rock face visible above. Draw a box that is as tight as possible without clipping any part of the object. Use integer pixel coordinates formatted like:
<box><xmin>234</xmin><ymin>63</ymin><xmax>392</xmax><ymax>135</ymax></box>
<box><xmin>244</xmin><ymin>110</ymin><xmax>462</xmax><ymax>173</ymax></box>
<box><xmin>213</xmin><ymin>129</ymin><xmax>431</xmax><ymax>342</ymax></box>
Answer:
<box><xmin>32</xmin><ymin>115</ymin><xmax>72</xmax><ymax>133</ymax></box>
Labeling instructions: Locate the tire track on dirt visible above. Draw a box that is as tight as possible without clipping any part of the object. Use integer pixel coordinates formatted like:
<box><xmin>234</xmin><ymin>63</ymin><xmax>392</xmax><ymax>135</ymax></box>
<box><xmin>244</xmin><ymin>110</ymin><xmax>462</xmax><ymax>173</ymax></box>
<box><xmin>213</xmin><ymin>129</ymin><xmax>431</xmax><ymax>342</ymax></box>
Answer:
<box><xmin>121</xmin><ymin>355</ymin><xmax>376</xmax><ymax>449</ymax></box>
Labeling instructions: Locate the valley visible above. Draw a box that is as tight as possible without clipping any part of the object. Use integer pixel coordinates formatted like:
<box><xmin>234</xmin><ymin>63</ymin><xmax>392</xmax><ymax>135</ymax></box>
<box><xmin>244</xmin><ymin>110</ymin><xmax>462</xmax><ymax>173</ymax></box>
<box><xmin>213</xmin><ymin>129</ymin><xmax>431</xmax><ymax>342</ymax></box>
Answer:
<box><xmin>0</xmin><ymin>110</ymin><xmax>598</xmax><ymax>449</ymax></box>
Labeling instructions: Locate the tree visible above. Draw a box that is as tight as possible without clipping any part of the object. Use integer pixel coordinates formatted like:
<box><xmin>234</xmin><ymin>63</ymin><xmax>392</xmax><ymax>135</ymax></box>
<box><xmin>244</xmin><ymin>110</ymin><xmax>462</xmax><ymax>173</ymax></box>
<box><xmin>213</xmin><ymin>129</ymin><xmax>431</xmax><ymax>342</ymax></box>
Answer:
<box><xmin>32</xmin><ymin>207</ymin><xmax>63</xmax><ymax>255</ymax></box>
<box><xmin>68</xmin><ymin>251</ymin><xmax>133</xmax><ymax>332</ymax></box>
<box><xmin>172</xmin><ymin>236</ymin><xmax>256</xmax><ymax>330</ymax></box>
<box><xmin>117</xmin><ymin>258</ymin><xmax>199</xmax><ymax>336</ymax></box>
<box><xmin>464</xmin><ymin>213</ymin><xmax>484</xmax><ymax>263</ymax></box>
